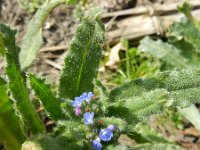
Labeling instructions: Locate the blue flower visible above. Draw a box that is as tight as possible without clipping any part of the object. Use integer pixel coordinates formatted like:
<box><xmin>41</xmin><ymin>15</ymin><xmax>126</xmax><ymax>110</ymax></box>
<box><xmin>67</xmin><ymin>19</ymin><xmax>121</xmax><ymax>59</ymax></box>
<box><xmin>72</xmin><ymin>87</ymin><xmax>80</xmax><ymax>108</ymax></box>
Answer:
<box><xmin>99</xmin><ymin>129</ymin><xmax>113</xmax><ymax>141</ymax></box>
<box><xmin>107</xmin><ymin>125</ymin><xmax>115</xmax><ymax>131</ymax></box>
<box><xmin>81</xmin><ymin>92</ymin><xmax>94</xmax><ymax>104</ymax></box>
<box><xmin>71</xmin><ymin>97</ymin><xmax>83</xmax><ymax>107</ymax></box>
<box><xmin>84</xmin><ymin>112</ymin><xmax>94</xmax><ymax>124</ymax></box>
<box><xmin>92</xmin><ymin>138</ymin><xmax>102</xmax><ymax>150</ymax></box>
<box><xmin>71</xmin><ymin>92</ymin><xmax>94</xmax><ymax>107</ymax></box>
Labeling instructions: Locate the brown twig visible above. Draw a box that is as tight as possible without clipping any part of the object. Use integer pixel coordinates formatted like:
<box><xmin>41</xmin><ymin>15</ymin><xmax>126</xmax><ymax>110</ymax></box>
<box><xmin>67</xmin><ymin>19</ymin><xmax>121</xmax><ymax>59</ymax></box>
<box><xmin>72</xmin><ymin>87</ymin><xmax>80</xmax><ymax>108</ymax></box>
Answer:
<box><xmin>40</xmin><ymin>45</ymin><xmax>68</xmax><ymax>52</ymax></box>
<box><xmin>43</xmin><ymin>59</ymin><xmax>62</xmax><ymax>70</ymax></box>
<box><xmin>101</xmin><ymin>0</ymin><xmax>200</xmax><ymax>18</ymax></box>
<box><xmin>105</xmin><ymin>4</ymin><xmax>200</xmax><ymax>44</ymax></box>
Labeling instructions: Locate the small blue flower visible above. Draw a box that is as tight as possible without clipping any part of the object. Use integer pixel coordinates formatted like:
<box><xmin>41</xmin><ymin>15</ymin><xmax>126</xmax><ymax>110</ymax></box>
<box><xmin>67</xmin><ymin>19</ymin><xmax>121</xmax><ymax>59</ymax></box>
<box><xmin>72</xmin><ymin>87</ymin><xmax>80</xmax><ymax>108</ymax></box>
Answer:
<box><xmin>107</xmin><ymin>125</ymin><xmax>115</xmax><ymax>131</ymax></box>
<box><xmin>99</xmin><ymin>129</ymin><xmax>113</xmax><ymax>141</ymax></box>
<box><xmin>92</xmin><ymin>138</ymin><xmax>102</xmax><ymax>150</ymax></box>
<box><xmin>71</xmin><ymin>92</ymin><xmax>94</xmax><ymax>107</ymax></box>
<box><xmin>71</xmin><ymin>97</ymin><xmax>83</xmax><ymax>107</ymax></box>
<box><xmin>81</xmin><ymin>92</ymin><xmax>94</xmax><ymax>104</ymax></box>
<box><xmin>84</xmin><ymin>112</ymin><xmax>94</xmax><ymax>124</ymax></box>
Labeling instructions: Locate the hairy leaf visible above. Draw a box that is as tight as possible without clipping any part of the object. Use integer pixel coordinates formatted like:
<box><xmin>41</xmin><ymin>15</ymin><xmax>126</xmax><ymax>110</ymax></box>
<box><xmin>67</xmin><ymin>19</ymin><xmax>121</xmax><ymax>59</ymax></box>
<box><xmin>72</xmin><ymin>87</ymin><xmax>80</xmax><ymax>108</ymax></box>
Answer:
<box><xmin>95</xmin><ymin>80</ymin><xmax>108</xmax><ymax>98</ymax></box>
<box><xmin>22</xmin><ymin>120</ymin><xmax>88</xmax><ymax>150</ymax></box>
<box><xmin>134</xmin><ymin>123</ymin><xmax>170</xmax><ymax>143</ymax></box>
<box><xmin>59</xmin><ymin>10</ymin><xmax>104</xmax><ymax>99</ymax></box>
<box><xmin>110</xmin><ymin>69</ymin><xmax>200</xmax><ymax>100</ymax></box>
<box><xmin>22</xmin><ymin>136</ymin><xmax>82</xmax><ymax>150</ymax></box>
<box><xmin>138</xmin><ymin>36</ymin><xmax>187</xmax><ymax>68</ymax></box>
<box><xmin>0</xmin><ymin>77</ymin><xmax>25</xmax><ymax>150</ymax></box>
<box><xmin>140</xmin><ymin>23</ymin><xmax>200</xmax><ymax>129</ymax></box>
<box><xmin>132</xmin><ymin>143</ymin><xmax>183</xmax><ymax>150</ymax></box>
<box><xmin>170</xmin><ymin>39</ymin><xmax>200</xmax><ymax>67</ymax></box>
<box><xmin>108</xmin><ymin>69</ymin><xmax>200</xmax><ymax>124</ymax></box>
<box><xmin>19</xmin><ymin>0</ymin><xmax>69</xmax><ymax>70</ymax></box>
<box><xmin>108</xmin><ymin>89</ymin><xmax>169</xmax><ymax>125</ymax></box>
<box><xmin>55</xmin><ymin>120</ymin><xmax>86</xmax><ymax>141</ymax></box>
<box><xmin>29</xmin><ymin>74</ymin><xmax>64</xmax><ymax>121</ymax></box>
<box><xmin>0</xmin><ymin>24</ymin><xmax>45</xmax><ymax>134</ymax></box>
<box><xmin>107</xmin><ymin>145</ymin><xmax>128</xmax><ymax>150</ymax></box>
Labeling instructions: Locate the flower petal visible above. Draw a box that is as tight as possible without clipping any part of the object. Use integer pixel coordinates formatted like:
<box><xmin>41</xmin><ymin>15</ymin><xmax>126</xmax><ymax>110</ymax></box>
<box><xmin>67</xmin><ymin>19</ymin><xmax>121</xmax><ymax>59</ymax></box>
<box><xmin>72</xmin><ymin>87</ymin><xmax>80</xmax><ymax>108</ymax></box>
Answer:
<box><xmin>99</xmin><ymin>129</ymin><xmax>113</xmax><ymax>141</ymax></box>
<box><xmin>107</xmin><ymin>125</ymin><xmax>115</xmax><ymax>131</ymax></box>
<box><xmin>92</xmin><ymin>138</ymin><xmax>102</xmax><ymax>150</ymax></box>
<box><xmin>75</xmin><ymin>106</ymin><xmax>81</xmax><ymax>116</ymax></box>
<box><xmin>84</xmin><ymin>112</ymin><xmax>94</xmax><ymax>124</ymax></box>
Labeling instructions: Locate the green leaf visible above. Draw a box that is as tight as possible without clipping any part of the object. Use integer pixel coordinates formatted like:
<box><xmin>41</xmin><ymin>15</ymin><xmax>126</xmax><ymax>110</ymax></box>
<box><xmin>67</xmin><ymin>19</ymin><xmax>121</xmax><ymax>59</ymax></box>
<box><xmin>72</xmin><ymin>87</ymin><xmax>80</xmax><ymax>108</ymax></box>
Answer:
<box><xmin>19</xmin><ymin>0</ymin><xmax>69</xmax><ymax>70</ymax></box>
<box><xmin>170</xmin><ymin>39</ymin><xmax>200</xmax><ymax>67</ymax></box>
<box><xmin>133</xmin><ymin>123</ymin><xmax>170</xmax><ymax>143</ymax></box>
<box><xmin>95</xmin><ymin>79</ymin><xmax>108</xmax><ymax>98</ymax></box>
<box><xmin>107</xmin><ymin>144</ymin><xmax>128</xmax><ymax>150</ymax></box>
<box><xmin>140</xmin><ymin>27</ymin><xmax>200</xmax><ymax>130</ymax></box>
<box><xmin>22</xmin><ymin>121</ymin><xmax>86</xmax><ymax>149</ymax></box>
<box><xmin>110</xmin><ymin>69</ymin><xmax>200</xmax><ymax>100</ymax></box>
<box><xmin>169</xmin><ymin>2</ymin><xmax>200</xmax><ymax>54</ymax></box>
<box><xmin>178</xmin><ymin>104</ymin><xmax>200</xmax><ymax>131</ymax></box>
<box><xmin>108</xmin><ymin>89</ymin><xmax>169</xmax><ymax>125</ymax></box>
<box><xmin>0</xmin><ymin>77</ymin><xmax>6</xmax><ymax>85</ymax></box>
<box><xmin>67</xmin><ymin>0</ymin><xmax>78</xmax><ymax>4</ymax></box>
<box><xmin>59</xmin><ymin>10</ymin><xmax>104</xmax><ymax>99</ymax></box>
<box><xmin>138</xmin><ymin>36</ymin><xmax>187</xmax><ymax>68</ymax></box>
<box><xmin>108</xmin><ymin>69</ymin><xmax>200</xmax><ymax>125</ymax></box>
<box><xmin>29</xmin><ymin>74</ymin><xmax>64</xmax><ymax>121</ymax></box>
<box><xmin>0</xmin><ymin>24</ymin><xmax>45</xmax><ymax>134</ymax></box>
<box><xmin>0</xmin><ymin>32</ymin><xmax>5</xmax><ymax>56</ymax></box>
<box><xmin>22</xmin><ymin>136</ymin><xmax>82</xmax><ymax>150</ymax></box>
<box><xmin>169</xmin><ymin>17</ymin><xmax>200</xmax><ymax>53</ymax></box>
<box><xmin>0</xmin><ymin>77</ymin><xmax>25</xmax><ymax>150</ymax></box>
<box><xmin>132</xmin><ymin>143</ymin><xmax>183</xmax><ymax>150</ymax></box>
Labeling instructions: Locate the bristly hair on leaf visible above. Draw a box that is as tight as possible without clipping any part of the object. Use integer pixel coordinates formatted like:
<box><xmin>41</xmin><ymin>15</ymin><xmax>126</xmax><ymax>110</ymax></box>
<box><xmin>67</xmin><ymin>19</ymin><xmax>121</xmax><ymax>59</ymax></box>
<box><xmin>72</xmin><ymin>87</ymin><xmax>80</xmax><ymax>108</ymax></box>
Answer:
<box><xmin>19</xmin><ymin>0</ymin><xmax>73</xmax><ymax>70</ymax></box>
<box><xmin>58</xmin><ymin>8</ymin><xmax>105</xmax><ymax>99</ymax></box>
<box><xmin>0</xmin><ymin>77</ymin><xmax>25</xmax><ymax>150</ymax></box>
<box><xmin>29</xmin><ymin>74</ymin><xmax>65</xmax><ymax>121</ymax></box>
<box><xmin>0</xmin><ymin>24</ymin><xmax>45</xmax><ymax>134</ymax></box>
<box><xmin>108</xmin><ymin>69</ymin><xmax>200</xmax><ymax>125</ymax></box>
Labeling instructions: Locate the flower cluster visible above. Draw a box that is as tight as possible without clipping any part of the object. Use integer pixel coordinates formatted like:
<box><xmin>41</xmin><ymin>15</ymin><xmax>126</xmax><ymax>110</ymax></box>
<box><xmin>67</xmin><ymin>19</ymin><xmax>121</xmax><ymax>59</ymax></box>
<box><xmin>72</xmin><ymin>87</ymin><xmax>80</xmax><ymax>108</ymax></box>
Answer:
<box><xmin>71</xmin><ymin>92</ymin><xmax>94</xmax><ymax>116</ymax></box>
<box><xmin>71</xmin><ymin>92</ymin><xmax>115</xmax><ymax>150</ymax></box>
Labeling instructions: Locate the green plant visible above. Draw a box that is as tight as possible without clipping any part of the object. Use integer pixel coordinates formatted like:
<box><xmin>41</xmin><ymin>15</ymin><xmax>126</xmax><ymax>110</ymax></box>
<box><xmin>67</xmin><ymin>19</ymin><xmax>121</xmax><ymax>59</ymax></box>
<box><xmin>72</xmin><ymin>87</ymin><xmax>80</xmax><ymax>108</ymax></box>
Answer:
<box><xmin>138</xmin><ymin>3</ymin><xmax>200</xmax><ymax>70</ymax></box>
<box><xmin>138</xmin><ymin>2</ymin><xmax>200</xmax><ymax>131</ymax></box>
<box><xmin>102</xmin><ymin>39</ymin><xmax>160</xmax><ymax>87</ymax></box>
<box><xmin>0</xmin><ymin>1</ymin><xmax>200</xmax><ymax>150</ymax></box>
<box><xmin>117</xmin><ymin>39</ymin><xmax>160</xmax><ymax>84</ymax></box>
